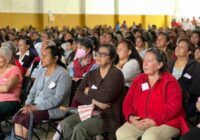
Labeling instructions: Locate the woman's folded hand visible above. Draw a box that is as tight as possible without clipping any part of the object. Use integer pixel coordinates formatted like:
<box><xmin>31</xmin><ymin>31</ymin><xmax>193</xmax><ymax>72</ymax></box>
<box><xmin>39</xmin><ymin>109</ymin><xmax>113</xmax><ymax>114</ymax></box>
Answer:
<box><xmin>59</xmin><ymin>106</ymin><xmax>69</xmax><ymax>112</ymax></box>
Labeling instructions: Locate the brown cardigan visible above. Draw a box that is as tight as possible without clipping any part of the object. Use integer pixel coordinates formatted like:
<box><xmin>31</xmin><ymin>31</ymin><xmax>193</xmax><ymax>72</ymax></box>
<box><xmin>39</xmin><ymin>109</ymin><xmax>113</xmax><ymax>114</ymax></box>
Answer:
<box><xmin>74</xmin><ymin>66</ymin><xmax>125</xmax><ymax>134</ymax></box>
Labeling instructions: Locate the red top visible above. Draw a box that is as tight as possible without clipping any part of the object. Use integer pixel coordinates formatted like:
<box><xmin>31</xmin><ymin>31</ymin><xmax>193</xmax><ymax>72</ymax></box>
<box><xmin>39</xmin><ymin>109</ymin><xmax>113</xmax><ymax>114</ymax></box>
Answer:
<box><xmin>123</xmin><ymin>72</ymin><xmax>189</xmax><ymax>135</ymax></box>
<box><xmin>15</xmin><ymin>59</ymin><xmax>25</xmax><ymax>76</ymax></box>
<box><xmin>73</xmin><ymin>57</ymin><xmax>96</xmax><ymax>78</ymax></box>
<box><xmin>171</xmin><ymin>21</ymin><xmax>181</xmax><ymax>28</ymax></box>
<box><xmin>0</xmin><ymin>66</ymin><xmax>23</xmax><ymax>102</ymax></box>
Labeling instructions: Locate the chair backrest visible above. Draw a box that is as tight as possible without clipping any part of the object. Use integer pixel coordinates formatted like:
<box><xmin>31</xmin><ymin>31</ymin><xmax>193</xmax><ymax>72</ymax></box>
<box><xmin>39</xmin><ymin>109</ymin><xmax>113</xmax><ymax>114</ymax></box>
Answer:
<box><xmin>20</xmin><ymin>57</ymin><xmax>40</xmax><ymax>106</ymax></box>
<box><xmin>182</xmin><ymin>90</ymin><xmax>199</xmax><ymax>126</ymax></box>
<box><xmin>69</xmin><ymin>79</ymin><xmax>82</xmax><ymax>106</ymax></box>
<box><xmin>20</xmin><ymin>77</ymin><xmax>35</xmax><ymax>105</ymax></box>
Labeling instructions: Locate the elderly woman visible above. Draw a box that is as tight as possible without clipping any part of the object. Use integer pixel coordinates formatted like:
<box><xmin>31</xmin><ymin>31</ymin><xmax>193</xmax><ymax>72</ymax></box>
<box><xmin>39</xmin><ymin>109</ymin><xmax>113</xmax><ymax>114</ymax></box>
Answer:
<box><xmin>0</xmin><ymin>47</ymin><xmax>23</xmax><ymax>139</ymax></box>
<box><xmin>13</xmin><ymin>46</ymin><xmax>71</xmax><ymax>140</ymax></box>
<box><xmin>115</xmin><ymin>39</ymin><xmax>142</xmax><ymax>87</ymax></box>
<box><xmin>16</xmin><ymin>37</ymin><xmax>35</xmax><ymax>72</ymax></box>
<box><xmin>168</xmin><ymin>38</ymin><xmax>200</xmax><ymax>118</ymax></box>
<box><xmin>60</xmin><ymin>44</ymin><xmax>124</xmax><ymax>140</ymax></box>
<box><xmin>1</xmin><ymin>41</ymin><xmax>24</xmax><ymax>75</ymax></box>
<box><xmin>116</xmin><ymin>47</ymin><xmax>189</xmax><ymax>140</ymax></box>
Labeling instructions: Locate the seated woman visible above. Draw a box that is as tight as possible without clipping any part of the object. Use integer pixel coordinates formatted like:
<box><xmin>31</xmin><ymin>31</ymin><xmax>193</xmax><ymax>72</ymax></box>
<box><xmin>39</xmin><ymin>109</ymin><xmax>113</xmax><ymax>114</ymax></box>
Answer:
<box><xmin>68</xmin><ymin>38</ymin><xmax>97</xmax><ymax>81</ymax></box>
<box><xmin>13</xmin><ymin>45</ymin><xmax>72</xmax><ymax>140</ymax></box>
<box><xmin>68</xmin><ymin>38</ymin><xmax>97</xmax><ymax>105</ymax></box>
<box><xmin>115</xmin><ymin>39</ymin><xmax>142</xmax><ymax>87</ymax></box>
<box><xmin>16</xmin><ymin>37</ymin><xmax>35</xmax><ymax>72</ymax></box>
<box><xmin>168</xmin><ymin>38</ymin><xmax>200</xmax><ymax>118</ymax></box>
<box><xmin>1</xmin><ymin>41</ymin><xmax>24</xmax><ymax>75</ymax></box>
<box><xmin>0</xmin><ymin>47</ymin><xmax>23</xmax><ymax>139</ymax></box>
<box><xmin>60</xmin><ymin>44</ymin><xmax>124</xmax><ymax>140</ymax></box>
<box><xmin>190</xmin><ymin>31</ymin><xmax>200</xmax><ymax>48</ymax></box>
<box><xmin>181</xmin><ymin>98</ymin><xmax>200</xmax><ymax>140</ymax></box>
<box><xmin>61</xmin><ymin>39</ymin><xmax>74</xmax><ymax>65</ymax></box>
<box><xmin>135</xmin><ymin>36</ymin><xmax>148</xmax><ymax>59</ymax></box>
<box><xmin>116</xmin><ymin>47</ymin><xmax>189</xmax><ymax>140</ymax></box>
<box><xmin>156</xmin><ymin>32</ymin><xmax>175</xmax><ymax>62</ymax></box>
<box><xmin>25</xmin><ymin>40</ymin><xmax>56</xmax><ymax>79</ymax></box>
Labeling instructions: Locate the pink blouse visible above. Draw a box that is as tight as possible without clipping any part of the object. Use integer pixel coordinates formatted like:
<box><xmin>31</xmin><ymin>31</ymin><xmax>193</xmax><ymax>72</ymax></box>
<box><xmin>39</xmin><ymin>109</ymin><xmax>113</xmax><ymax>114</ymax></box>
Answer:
<box><xmin>0</xmin><ymin>66</ymin><xmax>23</xmax><ymax>102</ymax></box>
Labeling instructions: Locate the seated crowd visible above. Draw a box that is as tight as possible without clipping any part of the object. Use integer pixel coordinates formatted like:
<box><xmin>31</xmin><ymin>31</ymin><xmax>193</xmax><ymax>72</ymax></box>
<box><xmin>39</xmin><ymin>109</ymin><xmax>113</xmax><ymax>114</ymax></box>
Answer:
<box><xmin>1</xmin><ymin>24</ymin><xmax>200</xmax><ymax>140</ymax></box>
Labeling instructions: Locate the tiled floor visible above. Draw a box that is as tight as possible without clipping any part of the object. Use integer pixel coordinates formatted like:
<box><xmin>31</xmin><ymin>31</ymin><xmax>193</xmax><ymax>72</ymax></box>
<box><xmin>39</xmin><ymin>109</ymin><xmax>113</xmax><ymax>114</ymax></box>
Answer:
<box><xmin>2</xmin><ymin>121</ymin><xmax>56</xmax><ymax>140</ymax></box>
<box><xmin>33</xmin><ymin>127</ymin><xmax>55</xmax><ymax>140</ymax></box>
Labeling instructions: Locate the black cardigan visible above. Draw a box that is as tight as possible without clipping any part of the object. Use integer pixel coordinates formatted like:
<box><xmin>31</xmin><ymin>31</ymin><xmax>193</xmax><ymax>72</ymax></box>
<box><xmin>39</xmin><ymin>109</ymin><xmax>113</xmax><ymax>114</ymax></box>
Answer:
<box><xmin>168</xmin><ymin>59</ymin><xmax>200</xmax><ymax>102</ymax></box>
<box><xmin>16</xmin><ymin>50</ymin><xmax>35</xmax><ymax>68</ymax></box>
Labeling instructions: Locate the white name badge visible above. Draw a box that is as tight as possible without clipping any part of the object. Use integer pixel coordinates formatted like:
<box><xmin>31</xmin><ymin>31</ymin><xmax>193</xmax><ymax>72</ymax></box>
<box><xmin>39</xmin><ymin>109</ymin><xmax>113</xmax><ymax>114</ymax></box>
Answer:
<box><xmin>91</xmin><ymin>84</ymin><xmax>98</xmax><ymax>89</ymax></box>
<box><xmin>183</xmin><ymin>73</ymin><xmax>192</xmax><ymax>79</ymax></box>
<box><xmin>2</xmin><ymin>78</ymin><xmax>8</xmax><ymax>81</ymax></box>
<box><xmin>48</xmin><ymin>81</ymin><xmax>56</xmax><ymax>89</ymax></box>
<box><xmin>141</xmin><ymin>82</ymin><xmax>149</xmax><ymax>91</ymax></box>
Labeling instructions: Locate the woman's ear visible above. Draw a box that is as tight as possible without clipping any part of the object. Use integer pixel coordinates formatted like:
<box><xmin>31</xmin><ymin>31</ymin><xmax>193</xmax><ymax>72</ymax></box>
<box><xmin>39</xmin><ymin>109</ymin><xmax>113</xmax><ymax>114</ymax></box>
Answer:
<box><xmin>187</xmin><ymin>51</ymin><xmax>192</xmax><ymax>56</ymax></box>
<box><xmin>55</xmin><ymin>56</ymin><xmax>59</xmax><ymax>62</ymax></box>
<box><xmin>158</xmin><ymin>62</ymin><xmax>163</xmax><ymax>69</ymax></box>
<box><xmin>166</xmin><ymin>41</ymin><xmax>170</xmax><ymax>46</ymax></box>
<box><xmin>27</xmin><ymin>45</ymin><xmax>30</xmax><ymax>49</ymax></box>
<box><xmin>128</xmin><ymin>50</ymin><xmax>132</xmax><ymax>56</ymax></box>
<box><xmin>86</xmin><ymin>48</ymin><xmax>91</xmax><ymax>55</ymax></box>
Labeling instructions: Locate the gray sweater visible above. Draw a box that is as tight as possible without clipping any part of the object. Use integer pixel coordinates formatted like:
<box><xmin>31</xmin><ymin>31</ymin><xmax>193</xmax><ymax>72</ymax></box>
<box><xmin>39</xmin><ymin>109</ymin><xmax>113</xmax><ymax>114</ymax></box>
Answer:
<box><xmin>25</xmin><ymin>66</ymin><xmax>72</xmax><ymax>119</ymax></box>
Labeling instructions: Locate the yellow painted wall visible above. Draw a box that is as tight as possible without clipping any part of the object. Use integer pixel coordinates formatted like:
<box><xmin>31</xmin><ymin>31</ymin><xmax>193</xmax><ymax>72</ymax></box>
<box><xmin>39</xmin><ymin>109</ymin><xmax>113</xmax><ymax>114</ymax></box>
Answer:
<box><xmin>42</xmin><ymin>14</ymin><xmax>85</xmax><ymax>29</ymax></box>
<box><xmin>0</xmin><ymin>13</ymin><xmax>44</xmax><ymax>31</ymax></box>
<box><xmin>118</xmin><ymin>15</ymin><xmax>143</xmax><ymax>26</ymax></box>
<box><xmin>0</xmin><ymin>12</ymin><xmax>170</xmax><ymax>30</ymax></box>
<box><xmin>144</xmin><ymin>15</ymin><xmax>167</xmax><ymax>29</ymax></box>
<box><xmin>0</xmin><ymin>0</ymin><xmax>174</xmax><ymax>30</ymax></box>
<box><xmin>0</xmin><ymin>13</ymin><xmax>85</xmax><ymax>31</ymax></box>
<box><xmin>85</xmin><ymin>14</ymin><xmax>116</xmax><ymax>27</ymax></box>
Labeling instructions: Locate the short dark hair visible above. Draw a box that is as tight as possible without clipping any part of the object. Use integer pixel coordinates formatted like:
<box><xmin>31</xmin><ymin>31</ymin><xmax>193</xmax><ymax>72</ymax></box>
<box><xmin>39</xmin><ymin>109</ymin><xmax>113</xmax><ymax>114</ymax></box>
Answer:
<box><xmin>45</xmin><ymin>45</ymin><xmax>65</xmax><ymax>68</ymax></box>
<box><xmin>157</xmin><ymin>32</ymin><xmax>170</xmax><ymax>42</ymax></box>
<box><xmin>99</xmin><ymin>44</ymin><xmax>116</xmax><ymax>62</ymax></box>
<box><xmin>178</xmin><ymin>38</ymin><xmax>195</xmax><ymax>59</ymax></box>
<box><xmin>43</xmin><ymin>31</ymin><xmax>51</xmax><ymax>39</ymax></box>
<box><xmin>77</xmin><ymin>38</ymin><xmax>94</xmax><ymax>54</ymax></box>
<box><xmin>191</xmin><ymin>31</ymin><xmax>200</xmax><ymax>37</ymax></box>
<box><xmin>136</xmin><ymin>36</ymin><xmax>146</xmax><ymax>42</ymax></box>
<box><xmin>19</xmin><ymin>36</ymin><xmax>34</xmax><ymax>48</ymax></box>
<box><xmin>119</xmin><ymin>39</ymin><xmax>143</xmax><ymax>71</ymax></box>
<box><xmin>66</xmin><ymin>39</ymin><xmax>74</xmax><ymax>45</ymax></box>
<box><xmin>146</xmin><ymin>47</ymin><xmax>168</xmax><ymax>74</ymax></box>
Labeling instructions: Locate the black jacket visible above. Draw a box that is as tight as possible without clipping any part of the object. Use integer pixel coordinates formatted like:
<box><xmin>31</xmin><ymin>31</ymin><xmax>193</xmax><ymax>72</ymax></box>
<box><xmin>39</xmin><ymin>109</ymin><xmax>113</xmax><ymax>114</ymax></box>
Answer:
<box><xmin>16</xmin><ymin>50</ymin><xmax>35</xmax><ymax>68</ymax></box>
<box><xmin>169</xmin><ymin>59</ymin><xmax>200</xmax><ymax>102</ymax></box>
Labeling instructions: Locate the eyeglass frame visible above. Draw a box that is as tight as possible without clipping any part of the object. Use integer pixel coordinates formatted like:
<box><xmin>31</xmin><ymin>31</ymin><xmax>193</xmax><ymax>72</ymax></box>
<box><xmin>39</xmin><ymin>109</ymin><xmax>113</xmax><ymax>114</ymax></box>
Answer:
<box><xmin>94</xmin><ymin>52</ymin><xmax>110</xmax><ymax>58</ymax></box>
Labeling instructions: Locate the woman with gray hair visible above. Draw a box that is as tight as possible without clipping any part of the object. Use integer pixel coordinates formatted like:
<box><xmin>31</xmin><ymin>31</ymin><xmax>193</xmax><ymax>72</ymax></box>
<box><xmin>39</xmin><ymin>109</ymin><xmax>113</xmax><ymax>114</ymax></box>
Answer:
<box><xmin>0</xmin><ymin>47</ymin><xmax>23</xmax><ymax>139</ymax></box>
<box><xmin>1</xmin><ymin>41</ymin><xmax>24</xmax><ymax>75</ymax></box>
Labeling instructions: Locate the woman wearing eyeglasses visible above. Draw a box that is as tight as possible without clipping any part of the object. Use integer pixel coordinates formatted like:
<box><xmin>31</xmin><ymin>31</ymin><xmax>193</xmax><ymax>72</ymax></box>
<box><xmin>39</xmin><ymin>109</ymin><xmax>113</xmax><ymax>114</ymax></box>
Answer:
<box><xmin>116</xmin><ymin>47</ymin><xmax>189</xmax><ymax>140</ymax></box>
<box><xmin>59</xmin><ymin>44</ymin><xmax>124</xmax><ymax>140</ymax></box>
<box><xmin>115</xmin><ymin>39</ymin><xmax>142</xmax><ymax>87</ymax></box>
